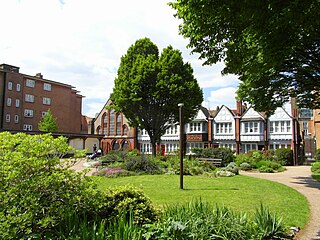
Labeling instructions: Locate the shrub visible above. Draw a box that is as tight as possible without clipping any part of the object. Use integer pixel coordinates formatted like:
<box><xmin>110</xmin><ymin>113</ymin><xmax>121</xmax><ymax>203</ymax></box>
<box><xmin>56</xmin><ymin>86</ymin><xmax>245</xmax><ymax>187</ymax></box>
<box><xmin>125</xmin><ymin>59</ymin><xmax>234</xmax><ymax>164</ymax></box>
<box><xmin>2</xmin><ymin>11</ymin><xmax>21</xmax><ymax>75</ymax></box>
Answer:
<box><xmin>93</xmin><ymin>167</ymin><xmax>133</xmax><ymax>177</ymax></box>
<box><xmin>216</xmin><ymin>170</ymin><xmax>235</xmax><ymax>177</ymax></box>
<box><xmin>235</xmin><ymin>153</ymin><xmax>252</xmax><ymax>166</ymax></box>
<box><xmin>0</xmin><ymin>132</ymin><xmax>101</xmax><ymax>239</ymax></box>
<box><xmin>221</xmin><ymin>162</ymin><xmax>239</xmax><ymax>175</ymax></box>
<box><xmin>239</xmin><ymin>162</ymin><xmax>252</xmax><ymax>171</ymax></box>
<box><xmin>311</xmin><ymin>162</ymin><xmax>320</xmax><ymax>173</ymax></box>
<box><xmin>256</xmin><ymin>160</ymin><xmax>283</xmax><ymax>172</ymax></box>
<box><xmin>316</xmin><ymin>149</ymin><xmax>320</xmax><ymax>161</ymax></box>
<box><xmin>99</xmin><ymin>185</ymin><xmax>158</xmax><ymax>225</ymax></box>
<box><xmin>124</xmin><ymin>155</ymin><xmax>161</xmax><ymax>174</ymax></box>
<box><xmin>192</xmin><ymin>147</ymin><xmax>235</xmax><ymax>164</ymax></box>
<box><xmin>258</xmin><ymin>166</ymin><xmax>275</xmax><ymax>173</ymax></box>
<box><xmin>274</xmin><ymin>148</ymin><xmax>293</xmax><ymax>166</ymax></box>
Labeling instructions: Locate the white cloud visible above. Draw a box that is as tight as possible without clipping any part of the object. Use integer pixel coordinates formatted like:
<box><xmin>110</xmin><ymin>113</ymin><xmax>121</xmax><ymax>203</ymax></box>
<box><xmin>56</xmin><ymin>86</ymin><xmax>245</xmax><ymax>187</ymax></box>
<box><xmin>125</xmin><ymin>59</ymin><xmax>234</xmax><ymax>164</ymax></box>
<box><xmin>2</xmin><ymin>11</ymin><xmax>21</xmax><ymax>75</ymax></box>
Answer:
<box><xmin>0</xmin><ymin>0</ymin><xmax>239</xmax><ymax>117</ymax></box>
<box><xmin>206</xmin><ymin>87</ymin><xmax>238</xmax><ymax>110</ymax></box>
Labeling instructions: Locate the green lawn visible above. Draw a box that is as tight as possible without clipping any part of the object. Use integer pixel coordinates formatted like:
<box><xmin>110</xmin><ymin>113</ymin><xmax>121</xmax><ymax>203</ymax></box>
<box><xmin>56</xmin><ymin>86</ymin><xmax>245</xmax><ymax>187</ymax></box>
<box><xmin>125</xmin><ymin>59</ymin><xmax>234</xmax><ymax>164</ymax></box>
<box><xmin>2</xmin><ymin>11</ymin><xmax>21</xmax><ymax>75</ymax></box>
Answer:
<box><xmin>93</xmin><ymin>174</ymin><xmax>309</xmax><ymax>228</ymax></box>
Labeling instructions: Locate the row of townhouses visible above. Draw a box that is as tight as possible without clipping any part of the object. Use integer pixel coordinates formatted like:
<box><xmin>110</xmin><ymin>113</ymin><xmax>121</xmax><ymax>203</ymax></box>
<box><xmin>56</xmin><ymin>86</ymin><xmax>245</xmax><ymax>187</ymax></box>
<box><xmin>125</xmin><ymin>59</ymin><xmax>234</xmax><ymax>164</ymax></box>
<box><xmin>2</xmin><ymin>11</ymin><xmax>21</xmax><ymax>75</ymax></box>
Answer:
<box><xmin>1</xmin><ymin>64</ymin><xmax>319</xmax><ymax>163</ymax></box>
<box><xmin>92</xmin><ymin>97</ymin><xmax>318</xmax><ymax>165</ymax></box>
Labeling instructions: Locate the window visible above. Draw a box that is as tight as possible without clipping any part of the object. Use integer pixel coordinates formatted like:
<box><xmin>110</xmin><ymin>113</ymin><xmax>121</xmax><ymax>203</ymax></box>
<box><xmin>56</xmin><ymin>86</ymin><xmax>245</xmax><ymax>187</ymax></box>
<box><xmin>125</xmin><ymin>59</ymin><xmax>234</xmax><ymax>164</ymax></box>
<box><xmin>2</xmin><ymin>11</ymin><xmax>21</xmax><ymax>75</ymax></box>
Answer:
<box><xmin>243</xmin><ymin>122</ymin><xmax>259</xmax><ymax>133</ymax></box>
<box><xmin>7</xmin><ymin>98</ymin><xmax>12</xmax><ymax>106</ymax></box>
<box><xmin>109</xmin><ymin>110</ymin><xmax>115</xmax><ymax>135</ymax></box>
<box><xmin>299</xmin><ymin>108</ymin><xmax>313</xmax><ymax>118</ymax></box>
<box><xmin>190</xmin><ymin>122</ymin><xmax>202</xmax><ymax>132</ymax></box>
<box><xmin>123</xmin><ymin>125</ymin><xmax>128</xmax><ymax>135</ymax></box>
<box><xmin>15</xmin><ymin>99</ymin><xmax>20</xmax><ymax>108</ymax></box>
<box><xmin>8</xmin><ymin>82</ymin><xmax>13</xmax><ymax>90</ymax></box>
<box><xmin>242</xmin><ymin>143</ymin><xmax>257</xmax><ymax>153</ymax></box>
<box><xmin>25</xmin><ymin>94</ymin><xmax>34</xmax><ymax>103</ymax></box>
<box><xmin>42</xmin><ymin>111</ymin><xmax>48</xmax><ymax>117</ymax></box>
<box><xmin>26</xmin><ymin>79</ymin><xmax>35</xmax><ymax>88</ymax></box>
<box><xmin>43</xmin><ymin>97</ymin><xmax>51</xmax><ymax>105</ymax></box>
<box><xmin>269</xmin><ymin>121</ymin><xmax>291</xmax><ymax>133</ymax></box>
<box><xmin>5</xmin><ymin>114</ymin><xmax>10</xmax><ymax>122</ymax></box>
<box><xmin>16</xmin><ymin>84</ymin><xmax>21</xmax><ymax>92</ymax></box>
<box><xmin>43</xmin><ymin>83</ymin><xmax>52</xmax><ymax>91</ymax></box>
<box><xmin>14</xmin><ymin>115</ymin><xmax>19</xmax><ymax>123</ymax></box>
<box><xmin>23</xmin><ymin>124</ymin><xmax>33</xmax><ymax>131</ymax></box>
<box><xmin>216</xmin><ymin>123</ymin><xmax>232</xmax><ymax>134</ymax></box>
<box><xmin>24</xmin><ymin>109</ymin><xmax>34</xmax><ymax>117</ymax></box>
<box><xmin>116</xmin><ymin>114</ymin><xmax>121</xmax><ymax>135</ymax></box>
<box><xmin>302</xmin><ymin>121</ymin><xmax>309</xmax><ymax>135</ymax></box>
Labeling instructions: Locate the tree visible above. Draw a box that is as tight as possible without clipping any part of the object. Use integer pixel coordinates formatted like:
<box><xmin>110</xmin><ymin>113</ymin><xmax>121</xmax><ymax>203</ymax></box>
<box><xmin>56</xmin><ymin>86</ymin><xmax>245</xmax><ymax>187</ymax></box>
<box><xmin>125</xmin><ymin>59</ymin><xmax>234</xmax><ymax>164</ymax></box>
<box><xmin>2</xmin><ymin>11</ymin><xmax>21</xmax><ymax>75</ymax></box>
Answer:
<box><xmin>170</xmin><ymin>0</ymin><xmax>320</xmax><ymax>113</ymax></box>
<box><xmin>111</xmin><ymin>38</ymin><xmax>203</xmax><ymax>156</ymax></box>
<box><xmin>38</xmin><ymin>109</ymin><xmax>58</xmax><ymax>132</ymax></box>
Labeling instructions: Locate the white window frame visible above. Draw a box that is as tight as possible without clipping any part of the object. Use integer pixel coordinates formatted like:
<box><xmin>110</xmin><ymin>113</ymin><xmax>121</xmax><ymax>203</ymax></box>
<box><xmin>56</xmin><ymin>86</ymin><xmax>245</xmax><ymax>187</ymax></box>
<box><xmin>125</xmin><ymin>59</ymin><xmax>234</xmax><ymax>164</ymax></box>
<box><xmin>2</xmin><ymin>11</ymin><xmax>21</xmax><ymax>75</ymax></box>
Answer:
<box><xmin>23</xmin><ymin>124</ymin><xmax>33</xmax><ymax>131</ymax></box>
<box><xmin>14</xmin><ymin>115</ymin><xmax>19</xmax><ymax>123</ymax></box>
<box><xmin>269</xmin><ymin>121</ymin><xmax>291</xmax><ymax>133</ymax></box>
<box><xmin>43</xmin><ymin>83</ymin><xmax>52</xmax><ymax>91</ymax></box>
<box><xmin>43</xmin><ymin>97</ymin><xmax>51</xmax><ymax>105</ymax></box>
<box><xmin>8</xmin><ymin>82</ymin><xmax>13</xmax><ymax>90</ymax></box>
<box><xmin>7</xmin><ymin>98</ymin><xmax>12</xmax><ymax>106</ymax></box>
<box><xmin>16</xmin><ymin>84</ymin><xmax>21</xmax><ymax>92</ymax></box>
<box><xmin>216</xmin><ymin>122</ymin><xmax>232</xmax><ymax>134</ymax></box>
<box><xmin>15</xmin><ymin>99</ymin><xmax>20</xmax><ymax>108</ymax></box>
<box><xmin>26</xmin><ymin>79</ymin><xmax>35</xmax><ymax>88</ymax></box>
<box><xmin>25</xmin><ymin>94</ymin><xmax>34</xmax><ymax>103</ymax></box>
<box><xmin>42</xmin><ymin>111</ymin><xmax>48</xmax><ymax>117</ymax></box>
<box><xmin>243</xmin><ymin>122</ymin><xmax>259</xmax><ymax>133</ymax></box>
<box><xmin>24</xmin><ymin>109</ymin><xmax>34</xmax><ymax>117</ymax></box>
<box><xmin>5</xmin><ymin>114</ymin><xmax>10</xmax><ymax>122</ymax></box>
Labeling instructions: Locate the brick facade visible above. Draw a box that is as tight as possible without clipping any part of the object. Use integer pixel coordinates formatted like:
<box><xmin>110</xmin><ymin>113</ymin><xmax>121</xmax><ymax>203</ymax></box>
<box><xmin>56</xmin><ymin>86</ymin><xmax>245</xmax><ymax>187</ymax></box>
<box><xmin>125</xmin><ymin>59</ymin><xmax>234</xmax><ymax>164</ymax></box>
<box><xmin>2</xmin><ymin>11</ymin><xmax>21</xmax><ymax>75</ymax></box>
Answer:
<box><xmin>0</xmin><ymin>64</ymin><xmax>83</xmax><ymax>133</ymax></box>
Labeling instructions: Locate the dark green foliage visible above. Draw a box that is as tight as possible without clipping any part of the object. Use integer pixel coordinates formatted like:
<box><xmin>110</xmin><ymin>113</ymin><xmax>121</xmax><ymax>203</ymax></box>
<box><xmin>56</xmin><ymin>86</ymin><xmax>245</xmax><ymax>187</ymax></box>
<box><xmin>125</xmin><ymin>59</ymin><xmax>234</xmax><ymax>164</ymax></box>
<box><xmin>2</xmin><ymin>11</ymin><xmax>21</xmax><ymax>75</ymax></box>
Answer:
<box><xmin>256</xmin><ymin>161</ymin><xmax>283</xmax><ymax>173</ymax></box>
<box><xmin>124</xmin><ymin>156</ymin><xmax>162</xmax><ymax>174</ymax></box>
<box><xmin>99</xmin><ymin>185</ymin><xmax>158</xmax><ymax>225</ymax></box>
<box><xmin>315</xmin><ymin>149</ymin><xmax>320</xmax><ymax>161</ymax></box>
<box><xmin>274</xmin><ymin>148</ymin><xmax>293</xmax><ymax>166</ymax></box>
<box><xmin>170</xmin><ymin>0</ymin><xmax>320</xmax><ymax>112</ymax></box>
<box><xmin>254</xmin><ymin>204</ymin><xmax>287</xmax><ymax>239</ymax></box>
<box><xmin>193</xmin><ymin>147</ymin><xmax>235</xmax><ymax>164</ymax></box>
<box><xmin>144</xmin><ymin>200</ymin><xmax>290</xmax><ymax>240</ymax></box>
<box><xmin>111</xmin><ymin>38</ymin><xmax>203</xmax><ymax>156</ymax></box>
<box><xmin>311</xmin><ymin>162</ymin><xmax>320</xmax><ymax>173</ymax></box>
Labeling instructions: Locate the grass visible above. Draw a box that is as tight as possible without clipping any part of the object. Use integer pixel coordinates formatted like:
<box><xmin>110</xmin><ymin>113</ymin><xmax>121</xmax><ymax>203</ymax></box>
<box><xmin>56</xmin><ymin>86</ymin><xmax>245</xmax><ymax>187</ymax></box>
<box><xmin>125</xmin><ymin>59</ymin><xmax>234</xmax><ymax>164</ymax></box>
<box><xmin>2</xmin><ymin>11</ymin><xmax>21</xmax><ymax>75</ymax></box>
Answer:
<box><xmin>93</xmin><ymin>174</ymin><xmax>309</xmax><ymax>228</ymax></box>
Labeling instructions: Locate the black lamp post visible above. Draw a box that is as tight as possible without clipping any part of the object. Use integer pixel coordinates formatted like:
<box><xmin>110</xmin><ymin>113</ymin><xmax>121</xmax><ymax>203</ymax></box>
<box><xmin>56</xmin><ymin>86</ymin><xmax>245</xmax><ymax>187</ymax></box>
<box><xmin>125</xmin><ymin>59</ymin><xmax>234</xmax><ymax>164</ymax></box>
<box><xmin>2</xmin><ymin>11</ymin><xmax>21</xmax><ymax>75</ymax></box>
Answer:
<box><xmin>178</xmin><ymin>103</ymin><xmax>184</xmax><ymax>189</ymax></box>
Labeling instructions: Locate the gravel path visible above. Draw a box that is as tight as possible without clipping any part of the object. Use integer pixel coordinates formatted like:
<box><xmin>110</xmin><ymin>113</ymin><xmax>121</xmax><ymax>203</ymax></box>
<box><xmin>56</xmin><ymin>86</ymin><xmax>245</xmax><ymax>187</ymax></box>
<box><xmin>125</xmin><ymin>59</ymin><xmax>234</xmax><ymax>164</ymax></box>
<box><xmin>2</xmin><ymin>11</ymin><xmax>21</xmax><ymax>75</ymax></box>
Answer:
<box><xmin>241</xmin><ymin>166</ymin><xmax>320</xmax><ymax>240</ymax></box>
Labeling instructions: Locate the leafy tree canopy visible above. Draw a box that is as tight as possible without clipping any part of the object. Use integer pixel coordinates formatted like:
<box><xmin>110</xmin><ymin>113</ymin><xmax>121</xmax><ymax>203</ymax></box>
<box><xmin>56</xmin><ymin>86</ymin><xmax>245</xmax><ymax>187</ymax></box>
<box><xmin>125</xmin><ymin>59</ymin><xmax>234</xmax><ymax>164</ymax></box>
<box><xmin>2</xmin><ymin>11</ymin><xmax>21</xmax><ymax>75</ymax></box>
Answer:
<box><xmin>111</xmin><ymin>38</ymin><xmax>203</xmax><ymax>155</ymax></box>
<box><xmin>38</xmin><ymin>109</ymin><xmax>58</xmax><ymax>132</ymax></box>
<box><xmin>170</xmin><ymin>0</ymin><xmax>320</xmax><ymax>112</ymax></box>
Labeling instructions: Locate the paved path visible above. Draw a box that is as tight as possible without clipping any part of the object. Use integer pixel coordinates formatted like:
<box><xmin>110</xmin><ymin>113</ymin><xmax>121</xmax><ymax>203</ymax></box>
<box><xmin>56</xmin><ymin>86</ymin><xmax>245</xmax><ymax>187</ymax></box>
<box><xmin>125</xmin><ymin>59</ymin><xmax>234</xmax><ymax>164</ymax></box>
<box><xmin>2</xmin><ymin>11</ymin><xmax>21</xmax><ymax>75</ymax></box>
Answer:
<box><xmin>241</xmin><ymin>166</ymin><xmax>320</xmax><ymax>240</ymax></box>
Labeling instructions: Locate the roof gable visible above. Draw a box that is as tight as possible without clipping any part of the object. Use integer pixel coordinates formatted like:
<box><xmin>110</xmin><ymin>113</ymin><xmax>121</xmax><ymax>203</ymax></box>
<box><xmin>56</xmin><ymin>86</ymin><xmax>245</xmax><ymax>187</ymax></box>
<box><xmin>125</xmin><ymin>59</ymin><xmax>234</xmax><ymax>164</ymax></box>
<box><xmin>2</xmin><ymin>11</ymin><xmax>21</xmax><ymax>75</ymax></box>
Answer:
<box><xmin>241</xmin><ymin>106</ymin><xmax>265</xmax><ymax>120</ymax></box>
<box><xmin>269</xmin><ymin>107</ymin><xmax>292</xmax><ymax>120</ymax></box>
<box><xmin>214</xmin><ymin>105</ymin><xmax>235</xmax><ymax>122</ymax></box>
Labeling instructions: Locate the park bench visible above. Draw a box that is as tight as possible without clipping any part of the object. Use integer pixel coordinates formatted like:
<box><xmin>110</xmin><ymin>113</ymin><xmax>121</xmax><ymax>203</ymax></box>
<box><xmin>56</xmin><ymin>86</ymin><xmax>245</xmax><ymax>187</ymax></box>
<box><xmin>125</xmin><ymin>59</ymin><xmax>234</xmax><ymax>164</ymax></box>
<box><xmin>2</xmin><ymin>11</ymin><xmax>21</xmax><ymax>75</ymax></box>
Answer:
<box><xmin>197</xmin><ymin>158</ymin><xmax>223</xmax><ymax>167</ymax></box>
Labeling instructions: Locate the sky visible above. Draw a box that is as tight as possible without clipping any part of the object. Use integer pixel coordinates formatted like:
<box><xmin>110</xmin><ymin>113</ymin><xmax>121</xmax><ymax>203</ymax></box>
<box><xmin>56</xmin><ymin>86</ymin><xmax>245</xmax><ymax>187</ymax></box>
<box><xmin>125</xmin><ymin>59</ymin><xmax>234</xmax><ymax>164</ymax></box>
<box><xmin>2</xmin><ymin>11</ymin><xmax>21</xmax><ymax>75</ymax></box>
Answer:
<box><xmin>0</xmin><ymin>0</ymin><xmax>240</xmax><ymax>118</ymax></box>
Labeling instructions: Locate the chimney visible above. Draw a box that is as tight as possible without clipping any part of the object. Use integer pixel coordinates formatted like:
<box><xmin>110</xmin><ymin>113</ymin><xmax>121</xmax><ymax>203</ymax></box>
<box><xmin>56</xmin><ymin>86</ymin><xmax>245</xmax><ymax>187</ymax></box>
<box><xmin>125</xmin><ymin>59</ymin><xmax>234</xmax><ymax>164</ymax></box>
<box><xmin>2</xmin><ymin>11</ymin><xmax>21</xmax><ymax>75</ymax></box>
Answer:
<box><xmin>236</xmin><ymin>100</ymin><xmax>242</xmax><ymax>116</ymax></box>
<box><xmin>36</xmin><ymin>73</ymin><xmax>43</xmax><ymax>79</ymax></box>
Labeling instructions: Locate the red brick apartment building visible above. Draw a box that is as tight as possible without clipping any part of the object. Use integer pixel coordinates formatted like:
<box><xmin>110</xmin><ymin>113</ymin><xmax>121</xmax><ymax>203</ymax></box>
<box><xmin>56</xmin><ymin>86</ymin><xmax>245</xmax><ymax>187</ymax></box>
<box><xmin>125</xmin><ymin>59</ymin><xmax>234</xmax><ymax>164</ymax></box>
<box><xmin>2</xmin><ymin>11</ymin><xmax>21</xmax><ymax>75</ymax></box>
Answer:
<box><xmin>0</xmin><ymin>64</ymin><xmax>83</xmax><ymax>133</ymax></box>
